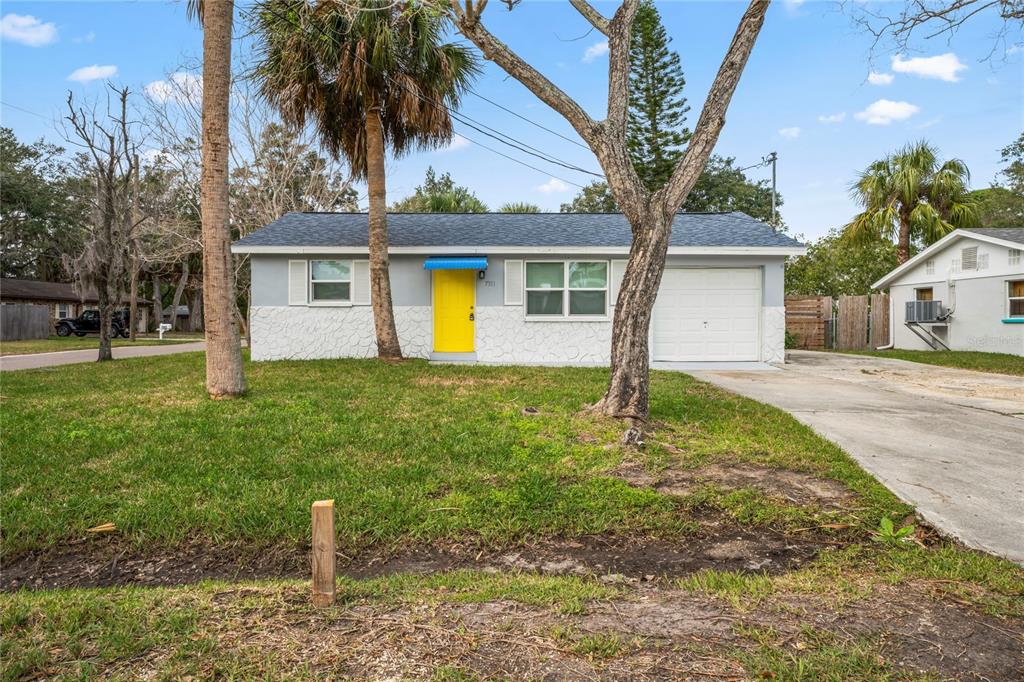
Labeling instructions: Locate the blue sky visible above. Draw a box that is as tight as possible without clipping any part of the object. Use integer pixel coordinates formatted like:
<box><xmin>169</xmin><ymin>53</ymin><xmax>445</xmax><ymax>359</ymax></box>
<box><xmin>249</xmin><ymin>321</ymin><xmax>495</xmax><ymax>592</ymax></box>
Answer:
<box><xmin>2</xmin><ymin>1</ymin><xmax>1021</xmax><ymax>240</ymax></box>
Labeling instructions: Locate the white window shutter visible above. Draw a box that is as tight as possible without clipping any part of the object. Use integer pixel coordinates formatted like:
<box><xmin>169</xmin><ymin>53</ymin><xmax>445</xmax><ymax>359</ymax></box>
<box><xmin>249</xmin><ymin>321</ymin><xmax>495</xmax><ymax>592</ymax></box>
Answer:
<box><xmin>353</xmin><ymin>260</ymin><xmax>371</xmax><ymax>305</ymax></box>
<box><xmin>610</xmin><ymin>260</ymin><xmax>627</xmax><ymax>306</ymax></box>
<box><xmin>504</xmin><ymin>259</ymin><xmax>523</xmax><ymax>305</ymax></box>
<box><xmin>288</xmin><ymin>260</ymin><xmax>308</xmax><ymax>306</ymax></box>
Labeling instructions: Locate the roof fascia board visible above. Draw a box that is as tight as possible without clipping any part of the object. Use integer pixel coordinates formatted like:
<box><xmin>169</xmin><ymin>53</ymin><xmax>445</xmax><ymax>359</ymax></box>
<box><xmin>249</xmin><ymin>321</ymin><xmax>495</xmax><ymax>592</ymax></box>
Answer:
<box><xmin>233</xmin><ymin>245</ymin><xmax>806</xmax><ymax>256</ymax></box>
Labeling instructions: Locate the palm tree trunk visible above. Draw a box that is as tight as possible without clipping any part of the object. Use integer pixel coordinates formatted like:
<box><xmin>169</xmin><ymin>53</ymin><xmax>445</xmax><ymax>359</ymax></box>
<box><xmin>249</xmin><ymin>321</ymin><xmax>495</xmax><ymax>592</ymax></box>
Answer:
<box><xmin>364</xmin><ymin>103</ymin><xmax>402</xmax><ymax>360</ymax></box>
<box><xmin>200</xmin><ymin>0</ymin><xmax>246</xmax><ymax>397</ymax></box>
<box><xmin>897</xmin><ymin>209</ymin><xmax>912</xmax><ymax>264</ymax></box>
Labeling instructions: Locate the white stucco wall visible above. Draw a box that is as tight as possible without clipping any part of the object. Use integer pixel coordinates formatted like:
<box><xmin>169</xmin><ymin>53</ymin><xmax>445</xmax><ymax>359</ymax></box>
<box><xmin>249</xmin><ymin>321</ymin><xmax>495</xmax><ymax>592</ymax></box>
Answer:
<box><xmin>761</xmin><ymin>306</ymin><xmax>786</xmax><ymax>364</ymax></box>
<box><xmin>475</xmin><ymin>306</ymin><xmax>612</xmax><ymax>364</ymax></box>
<box><xmin>250</xmin><ymin>306</ymin><xmax>432</xmax><ymax>361</ymax></box>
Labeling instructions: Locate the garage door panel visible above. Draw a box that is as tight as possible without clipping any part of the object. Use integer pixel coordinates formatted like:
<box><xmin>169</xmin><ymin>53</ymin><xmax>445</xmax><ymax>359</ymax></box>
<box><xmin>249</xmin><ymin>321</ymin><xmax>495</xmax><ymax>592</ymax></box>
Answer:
<box><xmin>653</xmin><ymin>268</ymin><xmax>761</xmax><ymax>362</ymax></box>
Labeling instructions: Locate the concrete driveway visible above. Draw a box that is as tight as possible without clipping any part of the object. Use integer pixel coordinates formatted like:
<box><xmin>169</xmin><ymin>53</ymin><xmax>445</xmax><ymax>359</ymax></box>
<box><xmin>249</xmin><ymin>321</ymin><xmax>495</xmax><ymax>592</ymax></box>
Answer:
<box><xmin>0</xmin><ymin>341</ymin><xmax>207</xmax><ymax>371</ymax></box>
<box><xmin>689</xmin><ymin>350</ymin><xmax>1024</xmax><ymax>565</ymax></box>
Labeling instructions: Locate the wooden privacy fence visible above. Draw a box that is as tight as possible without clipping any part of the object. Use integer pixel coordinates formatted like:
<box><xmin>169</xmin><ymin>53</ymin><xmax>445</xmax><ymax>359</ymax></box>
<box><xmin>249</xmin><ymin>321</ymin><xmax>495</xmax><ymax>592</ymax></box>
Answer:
<box><xmin>786</xmin><ymin>294</ymin><xmax>890</xmax><ymax>351</ymax></box>
<box><xmin>784</xmin><ymin>296</ymin><xmax>832</xmax><ymax>349</ymax></box>
<box><xmin>1</xmin><ymin>304</ymin><xmax>50</xmax><ymax>342</ymax></box>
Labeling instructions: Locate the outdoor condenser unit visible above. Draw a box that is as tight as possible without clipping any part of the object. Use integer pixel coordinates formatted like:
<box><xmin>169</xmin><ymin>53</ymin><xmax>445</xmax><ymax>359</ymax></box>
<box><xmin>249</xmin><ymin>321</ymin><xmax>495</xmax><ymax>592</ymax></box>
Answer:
<box><xmin>905</xmin><ymin>300</ymin><xmax>947</xmax><ymax>323</ymax></box>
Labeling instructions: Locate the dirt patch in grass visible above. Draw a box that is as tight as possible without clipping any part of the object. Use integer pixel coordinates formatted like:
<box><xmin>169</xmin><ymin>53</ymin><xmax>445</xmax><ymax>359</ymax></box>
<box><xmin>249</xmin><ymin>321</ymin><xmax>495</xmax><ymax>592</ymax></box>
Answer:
<box><xmin>613</xmin><ymin>460</ymin><xmax>856</xmax><ymax>507</ymax></box>
<box><xmin>1</xmin><ymin>526</ymin><xmax>824</xmax><ymax>591</ymax></box>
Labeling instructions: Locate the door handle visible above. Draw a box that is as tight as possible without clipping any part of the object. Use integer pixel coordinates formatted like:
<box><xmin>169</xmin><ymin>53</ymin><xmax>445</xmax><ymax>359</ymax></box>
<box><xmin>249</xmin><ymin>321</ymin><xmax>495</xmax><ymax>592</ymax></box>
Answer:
<box><xmin>469</xmin><ymin>313</ymin><xmax>475</xmax><ymax>321</ymax></box>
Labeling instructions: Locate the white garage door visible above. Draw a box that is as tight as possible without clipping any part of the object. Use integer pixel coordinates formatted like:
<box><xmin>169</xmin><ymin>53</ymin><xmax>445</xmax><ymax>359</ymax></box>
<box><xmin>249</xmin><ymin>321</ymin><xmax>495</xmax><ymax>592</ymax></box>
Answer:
<box><xmin>652</xmin><ymin>268</ymin><xmax>761</xmax><ymax>362</ymax></box>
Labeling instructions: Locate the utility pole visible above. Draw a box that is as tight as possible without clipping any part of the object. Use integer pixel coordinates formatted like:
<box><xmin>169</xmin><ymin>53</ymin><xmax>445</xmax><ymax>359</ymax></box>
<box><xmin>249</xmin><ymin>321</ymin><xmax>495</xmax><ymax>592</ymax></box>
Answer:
<box><xmin>765</xmin><ymin>151</ymin><xmax>778</xmax><ymax>230</ymax></box>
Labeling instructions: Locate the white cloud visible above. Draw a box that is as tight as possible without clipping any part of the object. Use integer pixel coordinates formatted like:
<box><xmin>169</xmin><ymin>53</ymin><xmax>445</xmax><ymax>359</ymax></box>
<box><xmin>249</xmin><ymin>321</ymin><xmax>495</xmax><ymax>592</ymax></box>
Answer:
<box><xmin>1007</xmin><ymin>44</ymin><xmax>1021</xmax><ymax>56</ymax></box>
<box><xmin>537</xmin><ymin>177</ymin><xmax>570</xmax><ymax>194</ymax></box>
<box><xmin>867</xmin><ymin>71</ymin><xmax>894</xmax><ymax>86</ymax></box>
<box><xmin>778</xmin><ymin>126</ymin><xmax>801</xmax><ymax>139</ymax></box>
<box><xmin>891</xmin><ymin>53</ymin><xmax>966</xmax><ymax>82</ymax></box>
<box><xmin>854</xmin><ymin>99</ymin><xmax>920</xmax><ymax>125</ymax></box>
<box><xmin>582</xmin><ymin>40</ymin><xmax>609</xmax><ymax>64</ymax></box>
<box><xmin>915</xmin><ymin>116</ymin><xmax>942</xmax><ymax>130</ymax></box>
<box><xmin>1</xmin><ymin>13</ymin><xmax>58</xmax><ymax>46</ymax></box>
<box><xmin>437</xmin><ymin>134</ymin><xmax>470</xmax><ymax>153</ymax></box>
<box><xmin>72</xmin><ymin>31</ymin><xmax>96</xmax><ymax>44</ymax></box>
<box><xmin>67</xmin><ymin>64</ymin><xmax>118</xmax><ymax>83</ymax></box>
<box><xmin>818</xmin><ymin>112</ymin><xmax>846</xmax><ymax>124</ymax></box>
<box><xmin>145</xmin><ymin>72</ymin><xmax>202</xmax><ymax>103</ymax></box>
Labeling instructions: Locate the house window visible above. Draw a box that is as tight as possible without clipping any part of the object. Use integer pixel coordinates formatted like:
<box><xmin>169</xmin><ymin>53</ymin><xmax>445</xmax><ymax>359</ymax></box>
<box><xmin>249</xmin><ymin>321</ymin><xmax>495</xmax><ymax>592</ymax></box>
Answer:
<box><xmin>310</xmin><ymin>260</ymin><xmax>351</xmax><ymax>303</ymax></box>
<box><xmin>1009</xmin><ymin>281</ymin><xmax>1024</xmax><ymax>319</ymax></box>
<box><xmin>1010</xmin><ymin>249</ymin><xmax>1021</xmax><ymax>266</ymax></box>
<box><xmin>525</xmin><ymin>260</ymin><xmax>608</xmax><ymax>318</ymax></box>
<box><xmin>925</xmin><ymin>260</ymin><xmax>935</xmax><ymax>275</ymax></box>
<box><xmin>56</xmin><ymin>303</ymin><xmax>71</xmax><ymax>319</ymax></box>
<box><xmin>916</xmin><ymin>288</ymin><xmax>933</xmax><ymax>302</ymax></box>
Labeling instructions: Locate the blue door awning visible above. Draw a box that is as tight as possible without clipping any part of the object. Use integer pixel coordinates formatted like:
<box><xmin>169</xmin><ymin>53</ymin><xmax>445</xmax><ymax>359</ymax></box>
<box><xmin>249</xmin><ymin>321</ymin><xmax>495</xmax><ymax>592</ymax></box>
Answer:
<box><xmin>423</xmin><ymin>257</ymin><xmax>488</xmax><ymax>270</ymax></box>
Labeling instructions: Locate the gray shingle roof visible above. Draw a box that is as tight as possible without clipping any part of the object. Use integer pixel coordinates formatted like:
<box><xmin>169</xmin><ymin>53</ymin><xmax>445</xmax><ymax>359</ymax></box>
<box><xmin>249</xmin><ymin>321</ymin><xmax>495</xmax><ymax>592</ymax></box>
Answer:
<box><xmin>233</xmin><ymin>211</ymin><xmax>804</xmax><ymax>250</ymax></box>
<box><xmin>963</xmin><ymin>227</ymin><xmax>1024</xmax><ymax>246</ymax></box>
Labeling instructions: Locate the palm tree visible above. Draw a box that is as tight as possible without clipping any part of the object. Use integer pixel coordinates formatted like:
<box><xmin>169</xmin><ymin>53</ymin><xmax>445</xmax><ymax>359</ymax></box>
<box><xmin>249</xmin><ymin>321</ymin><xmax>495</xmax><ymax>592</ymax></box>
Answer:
<box><xmin>253</xmin><ymin>0</ymin><xmax>478</xmax><ymax>359</ymax></box>
<box><xmin>499</xmin><ymin>202</ymin><xmax>541</xmax><ymax>213</ymax></box>
<box><xmin>845</xmin><ymin>140</ymin><xmax>979</xmax><ymax>264</ymax></box>
<box><xmin>188</xmin><ymin>0</ymin><xmax>247</xmax><ymax>397</ymax></box>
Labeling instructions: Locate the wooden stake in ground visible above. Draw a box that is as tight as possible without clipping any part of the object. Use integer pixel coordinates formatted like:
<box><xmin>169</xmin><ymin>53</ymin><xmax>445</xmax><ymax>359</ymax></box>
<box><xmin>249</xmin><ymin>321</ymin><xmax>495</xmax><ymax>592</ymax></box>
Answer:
<box><xmin>311</xmin><ymin>499</ymin><xmax>336</xmax><ymax>607</ymax></box>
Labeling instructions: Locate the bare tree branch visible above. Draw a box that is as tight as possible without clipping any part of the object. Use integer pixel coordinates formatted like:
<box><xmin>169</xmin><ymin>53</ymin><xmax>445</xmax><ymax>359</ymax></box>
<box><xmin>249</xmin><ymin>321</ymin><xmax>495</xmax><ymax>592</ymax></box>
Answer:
<box><xmin>569</xmin><ymin>0</ymin><xmax>610</xmax><ymax>35</ymax></box>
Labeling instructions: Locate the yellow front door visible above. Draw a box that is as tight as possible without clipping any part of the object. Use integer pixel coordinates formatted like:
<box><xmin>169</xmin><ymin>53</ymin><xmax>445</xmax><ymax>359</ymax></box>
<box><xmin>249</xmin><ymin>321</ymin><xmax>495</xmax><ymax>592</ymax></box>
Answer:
<box><xmin>433</xmin><ymin>270</ymin><xmax>475</xmax><ymax>352</ymax></box>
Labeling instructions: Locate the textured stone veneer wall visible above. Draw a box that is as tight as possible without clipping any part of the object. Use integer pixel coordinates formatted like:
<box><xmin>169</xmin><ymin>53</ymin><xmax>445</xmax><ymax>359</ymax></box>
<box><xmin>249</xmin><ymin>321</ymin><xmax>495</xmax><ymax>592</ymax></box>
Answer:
<box><xmin>250</xmin><ymin>306</ymin><xmax>431</xmax><ymax>361</ymax></box>
<box><xmin>761</xmin><ymin>306</ymin><xmax>785</xmax><ymax>364</ymax></box>
<box><xmin>474</xmin><ymin>306</ymin><xmax>613</xmax><ymax>364</ymax></box>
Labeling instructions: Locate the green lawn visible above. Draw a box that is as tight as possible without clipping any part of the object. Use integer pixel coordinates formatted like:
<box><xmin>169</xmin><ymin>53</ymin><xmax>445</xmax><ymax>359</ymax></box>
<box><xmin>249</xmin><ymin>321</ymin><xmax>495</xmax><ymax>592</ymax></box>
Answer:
<box><xmin>1</xmin><ymin>353</ymin><xmax>900</xmax><ymax>556</ymax></box>
<box><xmin>834</xmin><ymin>349</ymin><xmax>1024</xmax><ymax>376</ymax></box>
<box><xmin>1</xmin><ymin>335</ymin><xmax>199</xmax><ymax>356</ymax></box>
<box><xmin>2</xmin><ymin>354</ymin><xmax>1022</xmax><ymax>680</ymax></box>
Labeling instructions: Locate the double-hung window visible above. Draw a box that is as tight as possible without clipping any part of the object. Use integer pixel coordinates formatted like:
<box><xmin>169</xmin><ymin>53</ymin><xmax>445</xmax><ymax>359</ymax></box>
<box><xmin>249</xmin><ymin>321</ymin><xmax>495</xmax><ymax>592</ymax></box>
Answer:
<box><xmin>525</xmin><ymin>260</ymin><xmax>608</xmax><ymax>318</ymax></box>
<box><xmin>310</xmin><ymin>260</ymin><xmax>351</xmax><ymax>304</ymax></box>
<box><xmin>1008</xmin><ymin>281</ymin><xmax>1024</xmax><ymax>319</ymax></box>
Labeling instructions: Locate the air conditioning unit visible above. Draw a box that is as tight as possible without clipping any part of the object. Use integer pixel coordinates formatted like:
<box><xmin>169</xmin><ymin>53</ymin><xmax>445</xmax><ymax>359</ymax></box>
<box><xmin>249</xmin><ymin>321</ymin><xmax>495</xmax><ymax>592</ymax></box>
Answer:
<box><xmin>906</xmin><ymin>300</ymin><xmax>946</xmax><ymax>323</ymax></box>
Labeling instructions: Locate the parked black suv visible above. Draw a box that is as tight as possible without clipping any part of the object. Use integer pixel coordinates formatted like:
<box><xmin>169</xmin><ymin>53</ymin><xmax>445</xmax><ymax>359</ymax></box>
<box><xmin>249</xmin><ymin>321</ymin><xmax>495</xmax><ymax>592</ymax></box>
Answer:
<box><xmin>55</xmin><ymin>309</ymin><xmax>131</xmax><ymax>338</ymax></box>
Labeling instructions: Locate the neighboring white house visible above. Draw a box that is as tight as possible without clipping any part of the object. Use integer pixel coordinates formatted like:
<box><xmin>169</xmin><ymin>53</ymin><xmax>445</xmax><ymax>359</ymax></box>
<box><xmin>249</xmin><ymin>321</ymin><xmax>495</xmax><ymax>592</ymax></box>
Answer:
<box><xmin>232</xmin><ymin>212</ymin><xmax>805</xmax><ymax>365</ymax></box>
<box><xmin>871</xmin><ymin>228</ymin><xmax>1024</xmax><ymax>356</ymax></box>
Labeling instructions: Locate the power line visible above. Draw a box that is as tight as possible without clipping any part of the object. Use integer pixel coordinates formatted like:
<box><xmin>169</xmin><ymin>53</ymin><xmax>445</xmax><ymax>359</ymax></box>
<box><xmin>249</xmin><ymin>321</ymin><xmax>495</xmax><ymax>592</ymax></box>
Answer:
<box><xmin>1</xmin><ymin>100</ymin><xmax>49</xmax><ymax>120</ymax></box>
<box><xmin>247</xmin><ymin>4</ymin><xmax>603</xmax><ymax>183</ymax></box>
<box><xmin>467</xmin><ymin>90</ymin><xmax>590</xmax><ymax>150</ymax></box>
<box><xmin>452</xmin><ymin>129</ymin><xmax>587</xmax><ymax>189</ymax></box>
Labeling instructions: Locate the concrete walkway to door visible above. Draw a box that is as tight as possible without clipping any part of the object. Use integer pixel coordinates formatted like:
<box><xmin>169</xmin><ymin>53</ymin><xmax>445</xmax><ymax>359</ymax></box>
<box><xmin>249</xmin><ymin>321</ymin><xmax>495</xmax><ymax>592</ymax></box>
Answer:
<box><xmin>688</xmin><ymin>350</ymin><xmax>1024</xmax><ymax>565</ymax></box>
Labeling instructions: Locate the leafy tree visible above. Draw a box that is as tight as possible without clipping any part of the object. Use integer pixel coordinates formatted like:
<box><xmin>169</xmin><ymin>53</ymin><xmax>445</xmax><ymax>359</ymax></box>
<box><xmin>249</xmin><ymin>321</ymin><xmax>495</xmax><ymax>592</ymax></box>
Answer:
<box><xmin>0</xmin><ymin>128</ymin><xmax>86</xmax><ymax>281</ymax></box>
<box><xmin>970</xmin><ymin>132</ymin><xmax>1024</xmax><ymax>228</ymax></box>
<box><xmin>785</xmin><ymin>228</ymin><xmax>900</xmax><ymax>298</ymax></box>
<box><xmin>559</xmin><ymin>181</ymin><xmax>618</xmax><ymax>213</ymax></box>
<box><xmin>499</xmin><ymin>202</ymin><xmax>540</xmax><ymax>213</ymax></box>
<box><xmin>845</xmin><ymin>140</ymin><xmax>978</xmax><ymax>264</ymax></box>
<box><xmin>627</xmin><ymin>0</ymin><xmax>690</xmax><ymax>191</ymax></box>
<box><xmin>561</xmin><ymin>157</ymin><xmax>780</xmax><ymax>224</ymax></box>
<box><xmin>390</xmin><ymin>167</ymin><xmax>487</xmax><ymax>213</ymax></box>
<box><xmin>255</xmin><ymin>0</ymin><xmax>478</xmax><ymax>359</ymax></box>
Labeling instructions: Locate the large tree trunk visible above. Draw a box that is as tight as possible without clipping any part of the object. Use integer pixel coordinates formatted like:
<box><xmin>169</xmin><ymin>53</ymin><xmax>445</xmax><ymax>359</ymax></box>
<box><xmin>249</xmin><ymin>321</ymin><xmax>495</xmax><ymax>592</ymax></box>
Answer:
<box><xmin>97</xmin><ymin>290</ymin><xmax>113</xmax><ymax>362</ymax></box>
<box><xmin>151</xmin><ymin>273</ymin><xmax>162</xmax><ymax>330</ymax></box>
<box><xmin>364</xmin><ymin>103</ymin><xmax>402</xmax><ymax>360</ymax></box>
<box><xmin>129</xmin><ymin>259</ymin><xmax>140</xmax><ymax>341</ymax></box>
<box><xmin>169</xmin><ymin>261</ymin><xmax>190</xmax><ymax>332</ymax></box>
<box><xmin>200</xmin><ymin>0</ymin><xmax>246</xmax><ymax>397</ymax></box>
<box><xmin>590</xmin><ymin>208</ymin><xmax>672</xmax><ymax>444</ymax></box>
<box><xmin>189</xmin><ymin>288</ymin><xmax>204</xmax><ymax>332</ymax></box>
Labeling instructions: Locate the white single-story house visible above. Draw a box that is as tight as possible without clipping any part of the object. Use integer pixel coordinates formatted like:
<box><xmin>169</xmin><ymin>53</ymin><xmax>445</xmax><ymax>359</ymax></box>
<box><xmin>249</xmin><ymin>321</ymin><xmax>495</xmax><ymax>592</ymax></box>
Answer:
<box><xmin>232</xmin><ymin>212</ymin><xmax>805</xmax><ymax>365</ymax></box>
<box><xmin>871</xmin><ymin>227</ymin><xmax>1024</xmax><ymax>356</ymax></box>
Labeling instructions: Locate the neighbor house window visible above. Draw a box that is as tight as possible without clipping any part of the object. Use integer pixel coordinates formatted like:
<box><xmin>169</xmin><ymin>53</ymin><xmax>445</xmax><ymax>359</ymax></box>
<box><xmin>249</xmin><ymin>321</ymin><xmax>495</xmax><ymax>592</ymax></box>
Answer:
<box><xmin>916</xmin><ymin>288</ymin><xmax>933</xmax><ymax>302</ymax></box>
<box><xmin>1009</xmin><ymin>281</ymin><xmax>1024</xmax><ymax>319</ymax></box>
<box><xmin>56</xmin><ymin>303</ymin><xmax>70</xmax><ymax>319</ymax></box>
<box><xmin>525</xmin><ymin>260</ymin><xmax>608</xmax><ymax>318</ymax></box>
<box><xmin>1010</xmin><ymin>249</ymin><xmax>1021</xmax><ymax>266</ymax></box>
<box><xmin>310</xmin><ymin>260</ymin><xmax>351</xmax><ymax>303</ymax></box>
<box><xmin>925</xmin><ymin>259</ymin><xmax>935</xmax><ymax>275</ymax></box>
